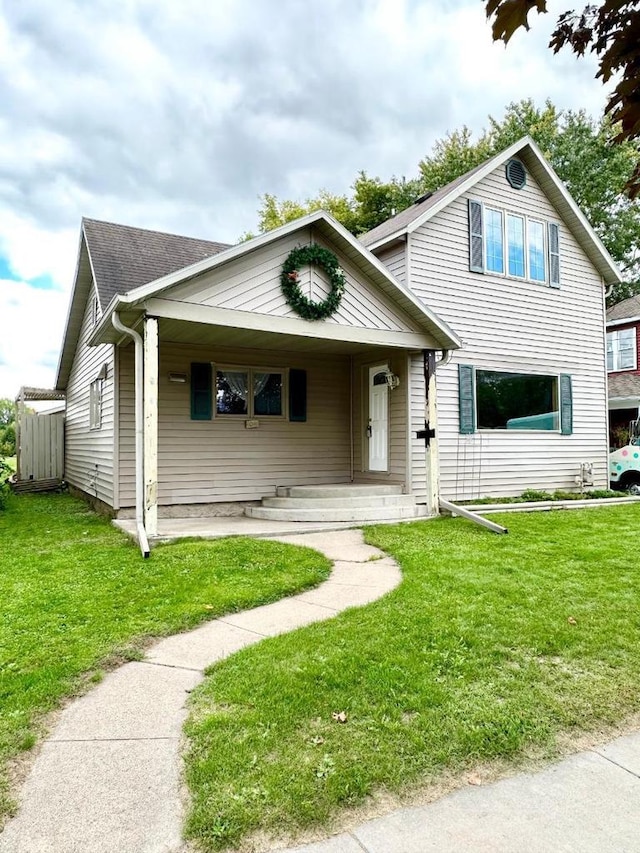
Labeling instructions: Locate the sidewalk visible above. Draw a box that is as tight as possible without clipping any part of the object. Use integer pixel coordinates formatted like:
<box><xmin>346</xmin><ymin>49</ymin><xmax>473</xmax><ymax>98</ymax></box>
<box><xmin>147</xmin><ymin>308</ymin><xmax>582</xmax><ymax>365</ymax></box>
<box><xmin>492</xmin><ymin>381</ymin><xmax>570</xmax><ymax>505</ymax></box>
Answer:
<box><xmin>277</xmin><ymin>732</ymin><xmax>640</xmax><ymax>852</ymax></box>
<box><xmin>0</xmin><ymin>530</ymin><xmax>401</xmax><ymax>853</ymax></box>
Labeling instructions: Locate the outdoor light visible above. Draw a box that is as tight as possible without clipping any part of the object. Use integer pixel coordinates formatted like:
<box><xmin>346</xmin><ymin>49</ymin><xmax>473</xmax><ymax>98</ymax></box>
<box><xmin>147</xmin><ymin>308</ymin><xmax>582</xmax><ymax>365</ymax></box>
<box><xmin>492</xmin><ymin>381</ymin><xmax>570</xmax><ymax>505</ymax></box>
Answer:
<box><xmin>168</xmin><ymin>372</ymin><xmax>187</xmax><ymax>383</ymax></box>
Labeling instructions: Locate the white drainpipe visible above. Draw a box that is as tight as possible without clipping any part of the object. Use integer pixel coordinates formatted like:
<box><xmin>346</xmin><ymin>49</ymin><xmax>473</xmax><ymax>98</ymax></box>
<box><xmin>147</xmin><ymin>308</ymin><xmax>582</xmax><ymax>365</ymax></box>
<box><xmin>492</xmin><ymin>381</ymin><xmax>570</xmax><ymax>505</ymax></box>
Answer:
<box><xmin>111</xmin><ymin>311</ymin><xmax>150</xmax><ymax>558</ymax></box>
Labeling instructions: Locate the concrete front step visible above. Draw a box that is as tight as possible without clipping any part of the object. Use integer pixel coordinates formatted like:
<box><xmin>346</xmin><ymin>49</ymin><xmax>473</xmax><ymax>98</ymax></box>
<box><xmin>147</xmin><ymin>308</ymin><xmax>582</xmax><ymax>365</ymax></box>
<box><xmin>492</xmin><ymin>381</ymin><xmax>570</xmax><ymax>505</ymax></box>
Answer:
<box><xmin>245</xmin><ymin>504</ymin><xmax>420</xmax><ymax>522</ymax></box>
<box><xmin>277</xmin><ymin>484</ymin><xmax>404</xmax><ymax>499</ymax></box>
<box><xmin>263</xmin><ymin>494</ymin><xmax>416</xmax><ymax>510</ymax></box>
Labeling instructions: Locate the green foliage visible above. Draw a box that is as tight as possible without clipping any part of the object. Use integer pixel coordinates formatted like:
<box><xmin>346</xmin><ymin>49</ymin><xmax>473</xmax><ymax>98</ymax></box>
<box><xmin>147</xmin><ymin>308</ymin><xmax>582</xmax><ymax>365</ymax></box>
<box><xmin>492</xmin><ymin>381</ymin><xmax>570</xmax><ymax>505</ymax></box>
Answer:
<box><xmin>0</xmin><ymin>494</ymin><xmax>330</xmax><ymax>819</ymax></box>
<box><xmin>280</xmin><ymin>245</ymin><xmax>346</xmax><ymax>321</ymax></box>
<box><xmin>0</xmin><ymin>399</ymin><xmax>15</xmax><ymax>427</ymax></box>
<box><xmin>184</xmin><ymin>506</ymin><xmax>640</xmax><ymax>849</ymax></box>
<box><xmin>0</xmin><ymin>460</ymin><xmax>11</xmax><ymax>511</ymax></box>
<box><xmin>252</xmin><ymin>99</ymin><xmax>640</xmax><ymax>304</ymax></box>
<box><xmin>0</xmin><ymin>423</ymin><xmax>15</xmax><ymax>458</ymax></box>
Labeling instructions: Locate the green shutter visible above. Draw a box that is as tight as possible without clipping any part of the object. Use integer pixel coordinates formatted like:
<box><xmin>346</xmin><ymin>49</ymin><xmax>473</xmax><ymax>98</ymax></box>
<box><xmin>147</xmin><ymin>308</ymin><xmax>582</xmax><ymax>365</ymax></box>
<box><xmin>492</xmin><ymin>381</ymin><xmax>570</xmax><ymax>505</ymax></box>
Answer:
<box><xmin>560</xmin><ymin>373</ymin><xmax>572</xmax><ymax>435</ymax></box>
<box><xmin>548</xmin><ymin>223</ymin><xmax>560</xmax><ymax>288</ymax></box>
<box><xmin>468</xmin><ymin>199</ymin><xmax>484</xmax><ymax>273</ymax></box>
<box><xmin>289</xmin><ymin>368</ymin><xmax>307</xmax><ymax>422</ymax></box>
<box><xmin>190</xmin><ymin>362</ymin><xmax>212</xmax><ymax>420</ymax></box>
<box><xmin>458</xmin><ymin>364</ymin><xmax>476</xmax><ymax>434</ymax></box>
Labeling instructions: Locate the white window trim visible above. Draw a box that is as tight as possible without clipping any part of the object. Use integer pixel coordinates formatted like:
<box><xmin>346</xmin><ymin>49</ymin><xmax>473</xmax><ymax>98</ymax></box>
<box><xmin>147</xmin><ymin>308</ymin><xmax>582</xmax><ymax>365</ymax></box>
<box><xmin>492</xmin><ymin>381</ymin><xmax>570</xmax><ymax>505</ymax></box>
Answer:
<box><xmin>475</xmin><ymin>368</ymin><xmax>561</xmax><ymax>433</ymax></box>
<box><xmin>607</xmin><ymin>328</ymin><xmax>637</xmax><ymax>373</ymax></box>
<box><xmin>214</xmin><ymin>365</ymin><xmax>287</xmax><ymax>419</ymax></box>
<box><xmin>475</xmin><ymin>200</ymin><xmax>553</xmax><ymax>285</ymax></box>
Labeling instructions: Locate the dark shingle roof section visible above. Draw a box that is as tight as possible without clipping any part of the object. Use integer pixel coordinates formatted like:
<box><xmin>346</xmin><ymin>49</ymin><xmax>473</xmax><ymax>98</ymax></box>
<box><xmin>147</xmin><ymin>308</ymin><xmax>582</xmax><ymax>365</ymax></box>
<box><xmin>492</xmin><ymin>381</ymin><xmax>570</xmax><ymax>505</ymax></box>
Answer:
<box><xmin>359</xmin><ymin>160</ymin><xmax>490</xmax><ymax>248</ymax></box>
<box><xmin>607</xmin><ymin>294</ymin><xmax>640</xmax><ymax>323</ymax></box>
<box><xmin>82</xmin><ymin>218</ymin><xmax>232</xmax><ymax>309</ymax></box>
<box><xmin>608</xmin><ymin>372</ymin><xmax>640</xmax><ymax>399</ymax></box>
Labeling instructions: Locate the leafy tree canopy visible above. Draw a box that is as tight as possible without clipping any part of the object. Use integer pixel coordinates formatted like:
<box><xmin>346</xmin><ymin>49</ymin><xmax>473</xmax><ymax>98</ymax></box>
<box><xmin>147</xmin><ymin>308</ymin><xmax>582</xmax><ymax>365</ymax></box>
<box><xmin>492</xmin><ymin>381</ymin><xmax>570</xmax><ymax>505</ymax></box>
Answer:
<box><xmin>485</xmin><ymin>1</ymin><xmax>640</xmax><ymax>197</ymax></box>
<box><xmin>0</xmin><ymin>399</ymin><xmax>15</xmax><ymax>427</ymax></box>
<box><xmin>252</xmin><ymin>100</ymin><xmax>640</xmax><ymax>304</ymax></box>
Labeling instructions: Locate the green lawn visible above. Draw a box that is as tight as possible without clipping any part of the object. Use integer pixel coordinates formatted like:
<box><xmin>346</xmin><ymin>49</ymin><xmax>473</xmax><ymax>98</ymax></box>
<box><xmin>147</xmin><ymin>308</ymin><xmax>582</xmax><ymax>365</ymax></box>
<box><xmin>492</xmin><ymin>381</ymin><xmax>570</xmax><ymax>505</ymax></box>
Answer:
<box><xmin>184</xmin><ymin>505</ymin><xmax>640</xmax><ymax>851</ymax></box>
<box><xmin>0</xmin><ymin>493</ymin><xmax>331</xmax><ymax>821</ymax></box>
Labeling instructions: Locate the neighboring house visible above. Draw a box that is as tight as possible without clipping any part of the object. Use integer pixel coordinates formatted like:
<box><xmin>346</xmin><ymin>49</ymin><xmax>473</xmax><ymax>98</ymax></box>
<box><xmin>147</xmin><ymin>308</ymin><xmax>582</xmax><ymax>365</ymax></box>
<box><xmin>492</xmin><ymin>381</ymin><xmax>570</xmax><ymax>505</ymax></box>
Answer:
<box><xmin>606</xmin><ymin>294</ymin><xmax>640</xmax><ymax>447</ymax></box>
<box><xmin>53</xmin><ymin>136</ymin><xmax>620</xmax><ymax>544</ymax></box>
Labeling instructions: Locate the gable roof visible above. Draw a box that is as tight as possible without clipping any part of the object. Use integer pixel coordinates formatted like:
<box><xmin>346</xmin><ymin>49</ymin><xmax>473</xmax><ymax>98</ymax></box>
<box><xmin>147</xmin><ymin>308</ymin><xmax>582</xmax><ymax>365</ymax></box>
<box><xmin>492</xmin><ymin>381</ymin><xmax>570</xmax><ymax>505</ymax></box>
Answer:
<box><xmin>360</xmin><ymin>136</ymin><xmax>621</xmax><ymax>286</ymax></box>
<box><xmin>83</xmin><ymin>218</ymin><xmax>231</xmax><ymax>310</ymax></box>
<box><xmin>55</xmin><ymin>220</ymin><xmax>231</xmax><ymax>389</ymax></box>
<box><xmin>88</xmin><ymin>209</ymin><xmax>461</xmax><ymax>352</ymax></box>
<box><xmin>607</xmin><ymin>294</ymin><xmax>640</xmax><ymax>325</ymax></box>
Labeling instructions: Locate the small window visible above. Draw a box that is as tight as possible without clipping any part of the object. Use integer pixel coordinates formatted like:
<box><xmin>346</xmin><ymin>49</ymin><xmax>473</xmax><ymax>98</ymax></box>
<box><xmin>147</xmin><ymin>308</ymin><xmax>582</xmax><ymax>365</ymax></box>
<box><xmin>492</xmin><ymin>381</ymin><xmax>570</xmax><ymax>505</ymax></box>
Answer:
<box><xmin>90</xmin><ymin>293</ymin><xmax>100</xmax><ymax>328</ymax></box>
<box><xmin>89</xmin><ymin>378</ymin><xmax>103</xmax><ymax>429</ymax></box>
<box><xmin>216</xmin><ymin>370</ymin><xmax>249</xmax><ymax>415</ymax></box>
<box><xmin>254</xmin><ymin>372</ymin><xmax>283</xmax><ymax>415</ymax></box>
<box><xmin>506</xmin><ymin>215</ymin><xmax>525</xmax><ymax>278</ymax></box>
<box><xmin>607</xmin><ymin>328</ymin><xmax>636</xmax><ymax>372</ymax></box>
<box><xmin>215</xmin><ymin>367</ymin><xmax>284</xmax><ymax>417</ymax></box>
<box><xmin>477</xmin><ymin>370</ymin><xmax>559</xmax><ymax>431</ymax></box>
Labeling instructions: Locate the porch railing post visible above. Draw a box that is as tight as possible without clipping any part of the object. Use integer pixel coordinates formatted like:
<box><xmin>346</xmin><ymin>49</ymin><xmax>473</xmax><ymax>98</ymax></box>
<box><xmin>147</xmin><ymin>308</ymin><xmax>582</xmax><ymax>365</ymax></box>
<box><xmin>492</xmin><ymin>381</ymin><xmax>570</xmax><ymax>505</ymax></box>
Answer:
<box><xmin>143</xmin><ymin>317</ymin><xmax>158</xmax><ymax>536</ymax></box>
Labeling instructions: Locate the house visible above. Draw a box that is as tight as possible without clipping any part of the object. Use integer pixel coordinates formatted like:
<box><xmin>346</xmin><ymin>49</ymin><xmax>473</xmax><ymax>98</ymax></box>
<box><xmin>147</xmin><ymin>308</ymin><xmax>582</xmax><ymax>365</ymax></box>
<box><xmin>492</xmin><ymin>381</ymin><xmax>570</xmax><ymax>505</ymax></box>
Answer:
<box><xmin>53</xmin><ymin>136</ymin><xmax>620</xmax><ymax>549</ymax></box>
<box><xmin>606</xmin><ymin>294</ymin><xmax>640</xmax><ymax>447</ymax></box>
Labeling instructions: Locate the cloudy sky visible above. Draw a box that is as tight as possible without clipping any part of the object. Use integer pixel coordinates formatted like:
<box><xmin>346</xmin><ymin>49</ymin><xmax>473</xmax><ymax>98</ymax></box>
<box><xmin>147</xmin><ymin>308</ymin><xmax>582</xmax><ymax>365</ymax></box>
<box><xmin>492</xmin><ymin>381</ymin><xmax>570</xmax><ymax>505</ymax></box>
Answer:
<box><xmin>0</xmin><ymin>0</ymin><xmax>607</xmax><ymax>399</ymax></box>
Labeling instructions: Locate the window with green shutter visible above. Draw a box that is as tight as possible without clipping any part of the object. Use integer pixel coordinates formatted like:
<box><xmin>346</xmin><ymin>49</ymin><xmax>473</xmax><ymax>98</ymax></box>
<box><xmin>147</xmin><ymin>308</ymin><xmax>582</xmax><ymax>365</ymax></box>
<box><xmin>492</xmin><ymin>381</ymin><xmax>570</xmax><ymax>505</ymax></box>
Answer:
<box><xmin>560</xmin><ymin>374</ymin><xmax>572</xmax><ymax>435</ymax></box>
<box><xmin>190</xmin><ymin>362</ymin><xmax>212</xmax><ymax>420</ymax></box>
<box><xmin>458</xmin><ymin>364</ymin><xmax>476</xmax><ymax>434</ymax></box>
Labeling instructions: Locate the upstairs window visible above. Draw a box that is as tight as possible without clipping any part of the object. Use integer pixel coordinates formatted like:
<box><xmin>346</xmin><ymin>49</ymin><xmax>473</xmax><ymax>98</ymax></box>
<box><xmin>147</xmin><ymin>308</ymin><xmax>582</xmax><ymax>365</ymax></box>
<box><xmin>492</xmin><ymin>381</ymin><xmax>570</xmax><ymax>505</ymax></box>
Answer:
<box><xmin>468</xmin><ymin>200</ymin><xmax>560</xmax><ymax>287</ymax></box>
<box><xmin>607</xmin><ymin>328</ymin><xmax>636</xmax><ymax>372</ymax></box>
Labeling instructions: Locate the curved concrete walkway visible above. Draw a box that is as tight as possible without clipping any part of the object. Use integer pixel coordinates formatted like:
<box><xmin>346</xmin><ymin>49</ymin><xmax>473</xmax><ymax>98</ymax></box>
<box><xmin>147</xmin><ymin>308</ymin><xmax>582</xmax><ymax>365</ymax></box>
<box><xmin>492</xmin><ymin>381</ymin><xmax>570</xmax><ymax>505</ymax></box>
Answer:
<box><xmin>0</xmin><ymin>530</ymin><xmax>401</xmax><ymax>853</ymax></box>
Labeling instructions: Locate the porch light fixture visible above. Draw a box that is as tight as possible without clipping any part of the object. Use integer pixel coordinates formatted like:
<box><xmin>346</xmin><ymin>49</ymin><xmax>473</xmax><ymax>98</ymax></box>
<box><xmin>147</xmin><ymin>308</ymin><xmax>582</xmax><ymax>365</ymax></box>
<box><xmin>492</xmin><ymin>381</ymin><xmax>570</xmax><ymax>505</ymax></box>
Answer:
<box><xmin>385</xmin><ymin>372</ymin><xmax>400</xmax><ymax>390</ymax></box>
<box><xmin>168</xmin><ymin>372</ymin><xmax>187</xmax><ymax>383</ymax></box>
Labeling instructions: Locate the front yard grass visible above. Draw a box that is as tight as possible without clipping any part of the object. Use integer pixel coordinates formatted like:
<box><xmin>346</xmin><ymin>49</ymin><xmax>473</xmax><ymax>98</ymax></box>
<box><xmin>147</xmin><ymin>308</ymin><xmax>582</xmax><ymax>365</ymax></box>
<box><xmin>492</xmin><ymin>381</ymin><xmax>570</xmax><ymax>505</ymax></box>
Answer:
<box><xmin>0</xmin><ymin>493</ymin><xmax>331</xmax><ymax>821</ymax></box>
<box><xmin>184</xmin><ymin>504</ymin><xmax>640</xmax><ymax>851</ymax></box>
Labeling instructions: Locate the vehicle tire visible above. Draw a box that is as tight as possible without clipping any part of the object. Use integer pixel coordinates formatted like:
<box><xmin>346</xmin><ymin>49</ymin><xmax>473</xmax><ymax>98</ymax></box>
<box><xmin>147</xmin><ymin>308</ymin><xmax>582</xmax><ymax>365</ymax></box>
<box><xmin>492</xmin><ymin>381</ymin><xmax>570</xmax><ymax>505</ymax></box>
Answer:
<box><xmin>620</xmin><ymin>472</ymin><xmax>640</xmax><ymax>495</ymax></box>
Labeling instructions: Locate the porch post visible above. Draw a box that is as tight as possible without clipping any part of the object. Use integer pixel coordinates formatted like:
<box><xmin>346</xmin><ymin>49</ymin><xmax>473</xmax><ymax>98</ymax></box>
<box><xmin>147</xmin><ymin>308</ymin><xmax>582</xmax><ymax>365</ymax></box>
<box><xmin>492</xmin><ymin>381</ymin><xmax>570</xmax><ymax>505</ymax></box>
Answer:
<box><xmin>143</xmin><ymin>317</ymin><xmax>158</xmax><ymax>536</ymax></box>
<box><xmin>424</xmin><ymin>350</ymin><xmax>440</xmax><ymax>513</ymax></box>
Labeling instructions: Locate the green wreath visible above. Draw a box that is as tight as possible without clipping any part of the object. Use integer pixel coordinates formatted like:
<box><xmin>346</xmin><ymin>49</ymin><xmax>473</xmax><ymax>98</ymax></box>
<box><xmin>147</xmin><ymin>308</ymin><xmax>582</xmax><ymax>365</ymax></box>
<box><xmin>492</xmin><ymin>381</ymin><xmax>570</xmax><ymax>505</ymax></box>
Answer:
<box><xmin>280</xmin><ymin>244</ymin><xmax>346</xmax><ymax>321</ymax></box>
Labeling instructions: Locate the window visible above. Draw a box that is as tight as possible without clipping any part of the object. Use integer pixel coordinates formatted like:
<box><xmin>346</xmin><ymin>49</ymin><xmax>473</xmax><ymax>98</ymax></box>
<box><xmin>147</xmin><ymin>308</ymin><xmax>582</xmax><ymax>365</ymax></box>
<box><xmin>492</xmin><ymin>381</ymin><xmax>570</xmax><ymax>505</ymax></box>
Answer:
<box><xmin>607</xmin><ymin>328</ymin><xmax>637</xmax><ymax>372</ymax></box>
<box><xmin>191</xmin><ymin>363</ymin><xmax>306</xmax><ymax>421</ymax></box>
<box><xmin>89</xmin><ymin>378</ymin><xmax>103</xmax><ymax>429</ymax></box>
<box><xmin>458</xmin><ymin>365</ymin><xmax>573</xmax><ymax>435</ymax></box>
<box><xmin>528</xmin><ymin>220</ymin><xmax>546</xmax><ymax>282</ymax></box>
<box><xmin>485</xmin><ymin>209</ymin><xmax>504</xmax><ymax>273</ymax></box>
<box><xmin>90</xmin><ymin>293</ymin><xmax>100</xmax><ymax>328</ymax></box>
<box><xmin>468</xmin><ymin>200</ymin><xmax>560</xmax><ymax>286</ymax></box>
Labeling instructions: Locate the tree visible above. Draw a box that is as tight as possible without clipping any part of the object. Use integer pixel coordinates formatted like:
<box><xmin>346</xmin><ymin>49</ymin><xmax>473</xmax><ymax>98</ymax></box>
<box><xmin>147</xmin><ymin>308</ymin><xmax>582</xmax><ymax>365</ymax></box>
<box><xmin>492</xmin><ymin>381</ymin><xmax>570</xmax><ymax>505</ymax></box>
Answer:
<box><xmin>484</xmin><ymin>1</ymin><xmax>640</xmax><ymax>196</ymax></box>
<box><xmin>0</xmin><ymin>398</ymin><xmax>15</xmax><ymax>427</ymax></box>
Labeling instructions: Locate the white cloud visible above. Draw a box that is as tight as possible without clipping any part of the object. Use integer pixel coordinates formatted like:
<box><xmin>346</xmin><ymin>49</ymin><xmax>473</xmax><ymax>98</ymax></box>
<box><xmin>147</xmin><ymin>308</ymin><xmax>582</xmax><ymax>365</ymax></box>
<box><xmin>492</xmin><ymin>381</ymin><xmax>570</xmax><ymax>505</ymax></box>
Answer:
<box><xmin>0</xmin><ymin>0</ymin><xmax>613</xmax><ymax>397</ymax></box>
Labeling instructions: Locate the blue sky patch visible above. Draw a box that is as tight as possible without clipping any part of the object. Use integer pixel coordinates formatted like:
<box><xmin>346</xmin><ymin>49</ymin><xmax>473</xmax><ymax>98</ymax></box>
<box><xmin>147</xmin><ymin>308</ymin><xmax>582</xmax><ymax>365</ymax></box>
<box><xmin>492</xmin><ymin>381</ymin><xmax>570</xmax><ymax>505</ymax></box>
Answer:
<box><xmin>0</xmin><ymin>254</ymin><xmax>58</xmax><ymax>290</ymax></box>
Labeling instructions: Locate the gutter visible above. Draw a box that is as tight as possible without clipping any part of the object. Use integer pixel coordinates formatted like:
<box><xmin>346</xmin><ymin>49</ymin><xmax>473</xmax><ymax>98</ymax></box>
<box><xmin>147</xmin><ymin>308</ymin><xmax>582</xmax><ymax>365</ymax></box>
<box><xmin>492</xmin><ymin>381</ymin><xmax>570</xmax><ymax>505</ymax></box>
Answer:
<box><xmin>111</xmin><ymin>310</ymin><xmax>150</xmax><ymax>558</ymax></box>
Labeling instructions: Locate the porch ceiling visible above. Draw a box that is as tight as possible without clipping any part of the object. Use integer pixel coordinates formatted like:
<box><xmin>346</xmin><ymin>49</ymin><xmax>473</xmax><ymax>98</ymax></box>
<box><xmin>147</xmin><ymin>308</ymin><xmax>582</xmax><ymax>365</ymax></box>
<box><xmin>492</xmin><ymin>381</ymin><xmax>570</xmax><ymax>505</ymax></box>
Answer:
<box><xmin>154</xmin><ymin>316</ymin><xmax>418</xmax><ymax>355</ymax></box>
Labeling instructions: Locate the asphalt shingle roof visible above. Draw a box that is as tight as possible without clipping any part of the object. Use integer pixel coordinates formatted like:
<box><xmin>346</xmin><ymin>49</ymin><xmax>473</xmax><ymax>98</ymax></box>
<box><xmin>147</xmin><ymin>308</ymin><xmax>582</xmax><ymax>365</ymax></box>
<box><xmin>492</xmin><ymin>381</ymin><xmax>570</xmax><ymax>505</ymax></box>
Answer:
<box><xmin>359</xmin><ymin>160</ymin><xmax>490</xmax><ymax>248</ymax></box>
<box><xmin>608</xmin><ymin>372</ymin><xmax>640</xmax><ymax>399</ymax></box>
<box><xmin>607</xmin><ymin>294</ymin><xmax>640</xmax><ymax>323</ymax></box>
<box><xmin>82</xmin><ymin>218</ymin><xmax>232</xmax><ymax>309</ymax></box>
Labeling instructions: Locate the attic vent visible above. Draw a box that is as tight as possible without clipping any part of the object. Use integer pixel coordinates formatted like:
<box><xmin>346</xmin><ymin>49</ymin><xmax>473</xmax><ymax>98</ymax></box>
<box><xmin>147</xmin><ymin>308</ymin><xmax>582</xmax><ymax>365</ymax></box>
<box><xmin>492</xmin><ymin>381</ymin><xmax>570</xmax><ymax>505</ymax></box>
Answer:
<box><xmin>505</xmin><ymin>158</ymin><xmax>526</xmax><ymax>190</ymax></box>
<box><xmin>414</xmin><ymin>191</ymin><xmax>433</xmax><ymax>205</ymax></box>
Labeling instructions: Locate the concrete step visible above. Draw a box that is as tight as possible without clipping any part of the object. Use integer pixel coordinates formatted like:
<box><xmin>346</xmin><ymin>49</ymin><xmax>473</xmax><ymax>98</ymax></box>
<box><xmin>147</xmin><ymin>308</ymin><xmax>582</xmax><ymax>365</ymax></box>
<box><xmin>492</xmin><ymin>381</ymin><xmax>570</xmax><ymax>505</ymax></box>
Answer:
<box><xmin>262</xmin><ymin>494</ymin><xmax>416</xmax><ymax>509</ymax></box>
<box><xmin>276</xmin><ymin>484</ymin><xmax>404</xmax><ymax>499</ymax></box>
<box><xmin>245</xmin><ymin>504</ymin><xmax>420</xmax><ymax>523</ymax></box>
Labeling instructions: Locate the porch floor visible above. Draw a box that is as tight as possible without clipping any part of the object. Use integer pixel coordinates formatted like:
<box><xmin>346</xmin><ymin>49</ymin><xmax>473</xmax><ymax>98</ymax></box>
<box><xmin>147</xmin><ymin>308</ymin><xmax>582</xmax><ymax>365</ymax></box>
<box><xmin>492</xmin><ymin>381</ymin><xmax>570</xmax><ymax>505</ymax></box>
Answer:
<box><xmin>114</xmin><ymin>512</ymin><xmax>430</xmax><ymax>544</ymax></box>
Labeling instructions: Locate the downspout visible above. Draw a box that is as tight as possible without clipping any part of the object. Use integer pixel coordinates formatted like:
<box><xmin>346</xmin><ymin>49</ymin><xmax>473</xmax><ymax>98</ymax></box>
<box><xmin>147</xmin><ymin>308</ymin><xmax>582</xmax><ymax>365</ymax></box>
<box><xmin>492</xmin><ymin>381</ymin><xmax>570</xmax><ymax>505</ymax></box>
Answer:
<box><xmin>111</xmin><ymin>311</ymin><xmax>150</xmax><ymax>558</ymax></box>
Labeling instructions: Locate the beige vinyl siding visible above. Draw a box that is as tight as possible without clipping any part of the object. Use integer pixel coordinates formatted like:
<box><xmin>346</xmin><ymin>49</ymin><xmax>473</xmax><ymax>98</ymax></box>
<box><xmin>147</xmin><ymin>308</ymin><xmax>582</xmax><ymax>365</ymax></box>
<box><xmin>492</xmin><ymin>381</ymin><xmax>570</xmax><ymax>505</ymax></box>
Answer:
<box><xmin>376</xmin><ymin>241</ymin><xmax>407</xmax><ymax>285</ymax></box>
<box><xmin>165</xmin><ymin>227</ymin><xmax>421</xmax><ymax>334</ymax></box>
<box><xmin>64</xmin><ymin>284</ymin><xmax>115</xmax><ymax>505</ymax></box>
<box><xmin>351</xmin><ymin>351</ymin><xmax>408</xmax><ymax>487</ymax></box>
<box><xmin>118</xmin><ymin>342</ymin><xmax>351</xmax><ymax>508</ymax></box>
<box><xmin>407</xmin><ymin>164</ymin><xmax>609</xmax><ymax>499</ymax></box>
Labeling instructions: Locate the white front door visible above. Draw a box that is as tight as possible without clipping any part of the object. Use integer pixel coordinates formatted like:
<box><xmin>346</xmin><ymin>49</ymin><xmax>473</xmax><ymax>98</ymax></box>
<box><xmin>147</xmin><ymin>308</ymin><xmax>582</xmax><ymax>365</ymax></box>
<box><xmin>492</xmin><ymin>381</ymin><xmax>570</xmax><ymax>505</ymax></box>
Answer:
<box><xmin>368</xmin><ymin>365</ymin><xmax>389</xmax><ymax>472</ymax></box>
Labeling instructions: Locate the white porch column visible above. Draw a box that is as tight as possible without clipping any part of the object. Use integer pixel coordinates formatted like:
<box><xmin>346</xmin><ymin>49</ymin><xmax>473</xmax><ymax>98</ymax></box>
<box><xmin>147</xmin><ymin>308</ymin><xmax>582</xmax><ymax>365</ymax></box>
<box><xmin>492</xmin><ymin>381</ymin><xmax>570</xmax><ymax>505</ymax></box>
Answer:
<box><xmin>143</xmin><ymin>317</ymin><xmax>158</xmax><ymax>536</ymax></box>
<box><xmin>425</xmin><ymin>350</ymin><xmax>441</xmax><ymax>514</ymax></box>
